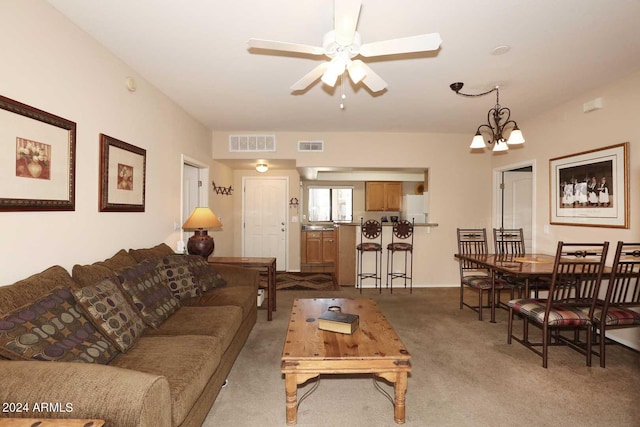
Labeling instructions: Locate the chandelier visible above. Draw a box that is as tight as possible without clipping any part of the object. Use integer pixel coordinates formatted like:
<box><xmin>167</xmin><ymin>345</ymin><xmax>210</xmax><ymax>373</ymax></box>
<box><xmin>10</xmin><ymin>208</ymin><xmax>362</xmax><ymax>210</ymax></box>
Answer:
<box><xmin>450</xmin><ymin>82</ymin><xmax>525</xmax><ymax>152</ymax></box>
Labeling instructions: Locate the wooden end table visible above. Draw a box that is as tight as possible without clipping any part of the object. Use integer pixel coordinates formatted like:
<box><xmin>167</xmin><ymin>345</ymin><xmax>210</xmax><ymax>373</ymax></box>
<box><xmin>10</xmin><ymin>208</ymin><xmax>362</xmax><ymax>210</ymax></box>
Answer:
<box><xmin>208</xmin><ymin>256</ymin><xmax>277</xmax><ymax>320</ymax></box>
<box><xmin>281</xmin><ymin>298</ymin><xmax>411</xmax><ymax>425</ymax></box>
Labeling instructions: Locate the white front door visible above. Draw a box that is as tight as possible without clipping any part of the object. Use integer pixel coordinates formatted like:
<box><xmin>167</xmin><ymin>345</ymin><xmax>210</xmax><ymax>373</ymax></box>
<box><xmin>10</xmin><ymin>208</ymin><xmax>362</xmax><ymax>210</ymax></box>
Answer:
<box><xmin>498</xmin><ymin>169</ymin><xmax>533</xmax><ymax>253</ymax></box>
<box><xmin>243</xmin><ymin>177</ymin><xmax>288</xmax><ymax>270</ymax></box>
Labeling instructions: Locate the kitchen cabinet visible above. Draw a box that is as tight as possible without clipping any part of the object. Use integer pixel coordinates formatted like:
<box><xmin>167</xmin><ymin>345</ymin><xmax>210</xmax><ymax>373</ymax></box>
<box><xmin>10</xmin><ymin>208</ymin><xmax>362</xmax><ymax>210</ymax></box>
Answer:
<box><xmin>335</xmin><ymin>225</ymin><xmax>356</xmax><ymax>286</ymax></box>
<box><xmin>301</xmin><ymin>230</ymin><xmax>335</xmax><ymax>272</ymax></box>
<box><xmin>365</xmin><ymin>181</ymin><xmax>403</xmax><ymax>211</ymax></box>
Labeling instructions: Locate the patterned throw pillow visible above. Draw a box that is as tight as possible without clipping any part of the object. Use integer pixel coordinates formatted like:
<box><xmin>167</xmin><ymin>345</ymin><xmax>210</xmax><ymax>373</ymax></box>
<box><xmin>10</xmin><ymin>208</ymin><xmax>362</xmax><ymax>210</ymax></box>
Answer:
<box><xmin>73</xmin><ymin>278</ymin><xmax>146</xmax><ymax>352</ymax></box>
<box><xmin>115</xmin><ymin>259</ymin><xmax>180</xmax><ymax>328</ymax></box>
<box><xmin>0</xmin><ymin>287</ymin><xmax>119</xmax><ymax>363</ymax></box>
<box><xmin>157</xmin><ymin>255</ymin><xmax>201</xmax><ymax>300</ymax></box>
<box><xmin>185</xmin><ymin>255</ymin><xmax>227</xmax><ymax>292</ymax></box>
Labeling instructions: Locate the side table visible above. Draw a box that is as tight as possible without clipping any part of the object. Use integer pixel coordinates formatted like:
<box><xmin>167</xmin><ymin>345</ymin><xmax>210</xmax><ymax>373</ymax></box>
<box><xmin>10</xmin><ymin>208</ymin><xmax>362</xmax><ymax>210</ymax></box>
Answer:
<box><xmin>208</xmin><ymin>257</ymin><xmax>277</xmax><ymax>320</ymax></box>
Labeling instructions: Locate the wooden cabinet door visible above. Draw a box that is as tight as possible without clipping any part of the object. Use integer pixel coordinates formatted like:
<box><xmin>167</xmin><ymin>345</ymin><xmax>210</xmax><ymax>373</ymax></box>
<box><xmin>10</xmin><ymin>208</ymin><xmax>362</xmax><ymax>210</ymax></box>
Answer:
<box><xmin>305</xmin><ymin>231</ymin><xmax>323</xmax><ymax>263</ymax></box>
<box><xmin>322</xmin><ymin>231</ymin><xmax>336</xmax><ymax>263</ymax></box>
<box><xmin>365</xmin><ymin>182</ymin><xmax>386</xmax><ymax>211</ymax></box>
<box><xmin>385</xmin><ymin>182</ymin><xmax>403</xmax><ymax>211</ymax></box>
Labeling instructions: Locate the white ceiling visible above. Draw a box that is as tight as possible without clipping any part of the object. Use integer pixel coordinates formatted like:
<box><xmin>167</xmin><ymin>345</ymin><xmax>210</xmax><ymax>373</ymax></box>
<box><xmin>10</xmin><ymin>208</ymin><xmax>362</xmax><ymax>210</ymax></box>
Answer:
<box><xmin>48</xmin><ymin>0</ymin><xmax>640</xmax><ymax>134</ymax></box>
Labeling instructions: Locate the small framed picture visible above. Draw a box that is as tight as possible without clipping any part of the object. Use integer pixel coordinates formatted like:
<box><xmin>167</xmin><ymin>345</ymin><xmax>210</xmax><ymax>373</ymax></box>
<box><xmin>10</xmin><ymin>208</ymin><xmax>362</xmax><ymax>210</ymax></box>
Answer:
<box><xmin>549</xmin><ymin>142</ymin><xmax>629</xmax><ymax>228</ymax></box>
<box><xmin>0</xmin><ymin>94</ymin><xmax>76</xmax><ymax>211</ymax></box>
<box><xmin>99</xmin><ymin>134</ymin><xmax>146</xmax><ymax>212</ymax></box>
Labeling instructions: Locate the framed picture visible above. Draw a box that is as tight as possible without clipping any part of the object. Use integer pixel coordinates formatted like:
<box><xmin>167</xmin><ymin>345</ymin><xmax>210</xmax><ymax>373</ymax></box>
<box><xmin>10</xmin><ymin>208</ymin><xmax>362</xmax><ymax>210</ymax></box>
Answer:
<box><xmin>0</xmin><ymin>94</ymin><xmax>76</xmax><ymax>211</ymax></box>
<box><xmin>99</xmin><ymin>134</ymin><xmax>146</xmax><ymax>212</ymax></box>
<box><xmin>549</xmin><ymin>142</ymin><xmax>629</xmax><ymax>228</ymax></box>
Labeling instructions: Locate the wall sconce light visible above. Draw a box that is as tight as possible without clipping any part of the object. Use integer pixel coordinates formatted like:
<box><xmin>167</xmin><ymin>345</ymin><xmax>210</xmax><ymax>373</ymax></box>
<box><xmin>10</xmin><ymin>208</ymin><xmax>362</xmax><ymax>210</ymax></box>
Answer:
<box><xmin>289</xmin><ymin>197</ymin><xmax>299</xmax><ymax>208</ymax></box>
<box><xmin>256</xmin><ymin>163</ymin><xmax>269</xmax><ymax>173</ymax></box>
<box><xmin>450</xmin><ymin>82</ymin><xmax>525</xmax><ymax>152</ymax></box>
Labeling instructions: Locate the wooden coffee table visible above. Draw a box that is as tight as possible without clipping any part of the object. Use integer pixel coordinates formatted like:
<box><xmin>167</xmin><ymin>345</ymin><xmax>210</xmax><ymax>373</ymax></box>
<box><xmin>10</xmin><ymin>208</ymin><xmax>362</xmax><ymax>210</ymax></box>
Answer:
<box><xmin>281</xmin><ymin>298</ymin><xmax>412</xmax><ymax>425</ymax></box>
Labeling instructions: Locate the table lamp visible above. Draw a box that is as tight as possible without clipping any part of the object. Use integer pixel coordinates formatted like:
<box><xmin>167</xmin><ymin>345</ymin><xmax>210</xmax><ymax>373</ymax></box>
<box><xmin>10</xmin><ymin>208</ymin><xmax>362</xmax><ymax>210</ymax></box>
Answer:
<box><xmin>182</xmin><ymin>207</ymin><xmax>222</xmax><ymax>258</ymax></box>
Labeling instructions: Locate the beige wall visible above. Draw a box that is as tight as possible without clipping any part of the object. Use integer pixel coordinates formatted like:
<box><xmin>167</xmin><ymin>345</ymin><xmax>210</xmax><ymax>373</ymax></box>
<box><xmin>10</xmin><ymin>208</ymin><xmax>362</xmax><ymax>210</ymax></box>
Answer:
<box><xmin>492</xmin><ymin>70</ymin><xmax>639</xmax><ymax>253</ymax></box>
<box><xmin>0</xmin><ymin>1</ymin><xmax>216</xmax><ymax>284</ymax></box>
<box><xmin>212</xmin><ymin>131</ymin><xmax>493</xmax><ymax>285</ymax></box>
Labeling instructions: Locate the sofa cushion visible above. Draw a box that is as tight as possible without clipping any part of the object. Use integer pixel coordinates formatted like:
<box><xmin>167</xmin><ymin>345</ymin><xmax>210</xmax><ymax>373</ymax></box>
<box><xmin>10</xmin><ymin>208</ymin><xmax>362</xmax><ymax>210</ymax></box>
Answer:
<box><xmin>185</xmin><ymin>255</ymin><xmax>227</xmax><ymax>292</ymax></box>
<box><xmin>143</xmin><ymin>305</ymin><xmax>242</xmax><ymax>351</ymax></box>
<box><xmin>110</xmin><ymin>335</ymin><xmax>222</xmax><ymax>427</ymax></box>
<box><xmin>73</xmin><ymin>278</ymin><xmax>146</xmax><ymax>352</ymax></box>
<box><xmin>115</xmin><ymin>259</ymin><xmax>180</xmax><ymax>328</ymax></box>
<box><xmin>97</xmin><ymin>249</ymin><xmax>138</xmax><ymax>271</ymax></box>
<box><xmin>129</xmin><ymin>243</ymin><xmax>175</xmax><ymax>263</ymax></box>
<box><xmin>157</xmin><ymin>255</ymin><xmax>201</xmax><ymax>301</ymax></box>
<box><xmin>0</xmin><ymin>266</ymin><xmax>79</xmax><ymax>316</ymax></box>
<box><xmin>181</xmin><ymin>287</ymin><xmax>255</xmax><ymax>321</ymax></box>
<box><xmin>72</xmin><ymin>263</ymin><xmax>119</xmax><ymax>288</ymax></box>
<box><xmin>0</xmin><ymin>287</ymin><xmax>119</xmax><ymax>363</ymax></box>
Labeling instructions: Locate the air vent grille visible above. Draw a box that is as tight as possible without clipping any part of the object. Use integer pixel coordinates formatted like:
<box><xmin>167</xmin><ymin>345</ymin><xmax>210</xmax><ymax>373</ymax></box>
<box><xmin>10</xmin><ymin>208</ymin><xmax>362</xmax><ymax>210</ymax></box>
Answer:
<box><xmin>298</xmin><ymin>140</ymin><xmax>324</xmax><ymax>152</ymax></box>
<box><xmin>229</xmin><ymin>134</ymin><xmax>276</xmax><ymax>152</ymax></box>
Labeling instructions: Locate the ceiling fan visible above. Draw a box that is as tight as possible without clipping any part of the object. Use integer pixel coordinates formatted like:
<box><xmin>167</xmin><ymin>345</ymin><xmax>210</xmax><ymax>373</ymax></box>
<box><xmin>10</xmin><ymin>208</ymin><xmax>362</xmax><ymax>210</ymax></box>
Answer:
<box><xmin>247</xmin><ymin>0</ymin><xmax>442</xmax><ymax>93</ymax></box>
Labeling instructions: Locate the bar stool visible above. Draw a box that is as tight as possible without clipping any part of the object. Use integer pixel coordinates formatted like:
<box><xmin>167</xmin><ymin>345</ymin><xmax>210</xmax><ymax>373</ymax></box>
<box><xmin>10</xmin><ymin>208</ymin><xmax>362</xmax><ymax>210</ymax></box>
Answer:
<box><xmin>386</xmin><ymin>219</ymin><xmax>414</xmax><ymax>293</ymax></box>
<box><xmin>356</xmin><ymin>219</ymin><xmax>383</xmax><ymax>293</ymax></box>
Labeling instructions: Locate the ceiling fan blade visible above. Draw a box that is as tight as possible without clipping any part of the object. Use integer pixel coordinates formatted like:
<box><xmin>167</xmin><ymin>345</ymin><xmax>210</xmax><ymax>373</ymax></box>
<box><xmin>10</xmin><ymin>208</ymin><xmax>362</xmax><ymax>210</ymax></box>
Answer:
<box><xmin>356</xmin><ymin>62</ymin><xmax>387</xmax><ymax>92</ymax></box>
<box><xmin>290</xmin><ymin>62</ymin><xmax>331</xmax><ymax>91</ymax></box>
<box><xmin>248</xmin><ymin>38</ymin><xmax>325</xmax><ymax>55</ymax></box>
<box><xmin>359</xmin><ymin>33</ymin><xmax>442</xmax><ymax>57</ymax></box>
<box><xmin>334</xmin><ymin>0</ymin><xmax>361</xmax><ymax>45</ymax></box>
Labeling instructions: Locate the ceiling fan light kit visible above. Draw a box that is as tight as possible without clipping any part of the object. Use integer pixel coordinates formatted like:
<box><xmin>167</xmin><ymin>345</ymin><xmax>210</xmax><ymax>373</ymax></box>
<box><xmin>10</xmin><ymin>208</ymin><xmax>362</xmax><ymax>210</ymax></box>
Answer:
<box><xmin>450</xmin><ymin>82</ymin><xmax>525</xmax><ymax>152</ymax></box>
<box><xmin>247</xmin><ymin>0</ymin><xmax>442</xmax><ymax>101</ymax></box>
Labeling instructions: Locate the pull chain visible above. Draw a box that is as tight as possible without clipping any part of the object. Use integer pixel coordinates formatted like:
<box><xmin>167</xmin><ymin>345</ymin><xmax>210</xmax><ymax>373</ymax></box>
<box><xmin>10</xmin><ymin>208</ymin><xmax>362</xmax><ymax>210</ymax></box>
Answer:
<box><xmin>340</xmin><ymin>74</ymin><xmax>346</xmax><ymax>110</ymax></box>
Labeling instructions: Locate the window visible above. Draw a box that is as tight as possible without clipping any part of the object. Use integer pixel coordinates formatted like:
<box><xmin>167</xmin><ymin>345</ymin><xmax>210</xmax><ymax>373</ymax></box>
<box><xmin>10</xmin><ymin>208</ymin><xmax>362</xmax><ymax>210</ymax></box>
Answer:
<box><xmin>308</xmin><ymin>187</ymin><xmax>353</xmax><ymax>222</ymax></box>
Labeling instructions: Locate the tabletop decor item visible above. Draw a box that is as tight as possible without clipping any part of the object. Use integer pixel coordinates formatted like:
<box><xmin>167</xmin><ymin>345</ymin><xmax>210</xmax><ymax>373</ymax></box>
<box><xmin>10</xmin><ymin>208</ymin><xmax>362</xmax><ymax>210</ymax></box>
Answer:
<box><xmin>99</xmin><ymin>134</ymin><xmax>146</xmax><ymax>212</ymax></box>
<box><xmin>0</xmin><ymin>94</ymin><xmax>76</xmax><ymax>211</ymax></box>
<box><xmin>549</xmin><ymin>142</ymin><xmax>628</xmax><ymax>228</ymax></box>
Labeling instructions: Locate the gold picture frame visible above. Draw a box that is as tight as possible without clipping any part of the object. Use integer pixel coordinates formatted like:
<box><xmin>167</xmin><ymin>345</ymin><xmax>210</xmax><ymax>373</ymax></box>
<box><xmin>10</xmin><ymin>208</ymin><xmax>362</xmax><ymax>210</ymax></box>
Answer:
<box><xmin>0</xmin><ymin>94</ymin><xmax>76</xmax><ymax>211</ymax></box>
<box><xmin>99</xmin><ymin>134</ymin><xmax>146</xmax><ymax>212</ymax></box>
<box><xmin>549</xmin><ymin>142</ymin><xmax>629</xmax><ymax>228</ymax></box>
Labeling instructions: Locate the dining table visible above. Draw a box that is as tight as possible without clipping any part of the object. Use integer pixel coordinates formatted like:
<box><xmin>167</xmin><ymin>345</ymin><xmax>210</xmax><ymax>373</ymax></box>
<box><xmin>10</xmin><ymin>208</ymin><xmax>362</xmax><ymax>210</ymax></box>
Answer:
<box><xmin>454</xmin><ymin>253</ymin><xmax>557</xmax><ymax>323</ymax></box>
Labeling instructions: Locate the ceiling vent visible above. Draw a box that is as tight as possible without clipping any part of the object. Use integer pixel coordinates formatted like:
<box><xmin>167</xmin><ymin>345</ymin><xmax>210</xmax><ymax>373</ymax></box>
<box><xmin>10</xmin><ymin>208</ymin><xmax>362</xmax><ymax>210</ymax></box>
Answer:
<box><xmin>298</xmin><ymin>140</ymin><xmax>324</xmax><ymax>152</ymax></box>
<box><xmin>229</xmin><ymin>134</ymin><xmax>276</xmax><ymax>152</ymax></box>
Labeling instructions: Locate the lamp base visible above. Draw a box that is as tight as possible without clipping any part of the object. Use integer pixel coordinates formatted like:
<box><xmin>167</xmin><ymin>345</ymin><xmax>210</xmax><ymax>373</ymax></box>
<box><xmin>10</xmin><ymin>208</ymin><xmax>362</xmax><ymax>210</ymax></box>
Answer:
<box><xmin>187</xmin><ymin>229</ymin><xmax>214</xmax><ymax>259</ymax></box>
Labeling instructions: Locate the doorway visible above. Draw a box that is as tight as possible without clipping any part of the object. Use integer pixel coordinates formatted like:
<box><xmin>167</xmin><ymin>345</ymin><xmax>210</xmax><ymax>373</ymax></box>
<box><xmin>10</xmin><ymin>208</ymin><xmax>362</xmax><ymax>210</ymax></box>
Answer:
<box><xmin>493</xmin><ymin>161</ymin><xmax>536</xmax><ymax>253</ymax></box>
<box><xmin>181</xmin><ymin>155</ymin><xmax>209</xmax><ymax>245</ymax></box>
<box><xmin>242</xmin><ymin>177</ymin><xmax>288</xmax><ymax>270</ymax></box>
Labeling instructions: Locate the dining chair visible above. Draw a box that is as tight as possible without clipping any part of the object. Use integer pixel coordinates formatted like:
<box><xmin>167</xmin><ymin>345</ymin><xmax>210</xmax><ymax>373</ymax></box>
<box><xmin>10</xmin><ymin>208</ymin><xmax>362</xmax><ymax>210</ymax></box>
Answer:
<box><xmin>457</xmin><ymin>228</ymin><xmax>511</xmax><ymax>320</ymax></box>
<box><xmin>585</xmin><ymin>241</ymin><xmax>640</xmax><ymax>367</ymax></box>
<box><xmin>356</xmin><ymin>219</ymin><xmax>383</xmax><ymax>293</ymax></box>
<box><xmin>493</xmin><ymin>228</ymin><xmax>525</xmax><ymax>255</ymax></box>
<box><xmin>507</xmin><ymin>241</ymin><xmax>609</xmax><ymax>368</ymax></box>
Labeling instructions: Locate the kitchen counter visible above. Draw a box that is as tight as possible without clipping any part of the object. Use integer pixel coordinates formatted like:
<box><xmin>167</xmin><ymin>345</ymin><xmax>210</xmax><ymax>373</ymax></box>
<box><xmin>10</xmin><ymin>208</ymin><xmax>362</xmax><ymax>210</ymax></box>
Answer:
<box><xmin>334</xmin><ymin>222</ymin><xmax>439</xmax><ymax>227</ymax></box>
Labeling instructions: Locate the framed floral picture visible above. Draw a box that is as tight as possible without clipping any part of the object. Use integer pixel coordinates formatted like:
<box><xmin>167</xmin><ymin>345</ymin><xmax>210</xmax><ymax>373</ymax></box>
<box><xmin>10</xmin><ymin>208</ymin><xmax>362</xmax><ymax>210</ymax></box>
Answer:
<box><xmin>0</xmin><ymin>95</ymin><xmax>76</xmax><ymax>211</ymax></box>
<box><xmin>549</xmin><ymin>142</ymin><xmax>629</xmax><ymax>228</ymax></box>
<box><xmin>99</xmin><ymin>134</ymin><xmax>146</xmax><ymax>212</ymax></box>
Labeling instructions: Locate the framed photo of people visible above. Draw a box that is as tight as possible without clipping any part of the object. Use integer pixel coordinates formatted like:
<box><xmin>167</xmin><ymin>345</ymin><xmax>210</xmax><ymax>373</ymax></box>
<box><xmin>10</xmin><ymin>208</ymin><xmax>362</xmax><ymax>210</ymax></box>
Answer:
<box><xmin>0</xmin><ymin>94</ymin><xmax>76</xmax><ymax>211</ymax></box>
<box><xmin>99</xmin><ymin>133</ymin><xmax>146</xmax><ymax>212</ymax></box>
<box><xmin>549</xmin><ymin>142</ymin><xmax>628</xmax><ymax>228</ymax></box>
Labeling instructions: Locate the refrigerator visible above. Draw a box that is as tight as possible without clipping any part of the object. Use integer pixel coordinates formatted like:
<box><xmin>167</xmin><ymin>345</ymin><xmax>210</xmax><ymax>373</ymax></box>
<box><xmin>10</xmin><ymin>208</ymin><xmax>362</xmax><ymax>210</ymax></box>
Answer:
<box><xmin>401</xmin><ymin>194</ymin><xmax>428</xmax><ymax>224</ymax></box>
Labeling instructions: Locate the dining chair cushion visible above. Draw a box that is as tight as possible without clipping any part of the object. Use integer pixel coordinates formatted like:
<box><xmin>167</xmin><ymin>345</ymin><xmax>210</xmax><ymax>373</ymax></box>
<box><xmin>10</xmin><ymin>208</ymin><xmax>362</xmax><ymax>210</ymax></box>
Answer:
<box><xmin>462</xmin><ymin>275</ymin><xmax>511</xmax><ymax>290</ymax></box>
<box><xmin>357</xmin><ymin>242</ymin><xmax>382</xmax><ymax>251</ymax></box>
<box><xmin>509</xmin><ymin>299</ymin><xmax>592</xmax><ymax>326</ymax></box>
<box><xmin>582</xmin><ymin>306</ymin><xmax>640</xmax><ymax>327</ymax></box>
<box><xmin>387</xmin><ymin>242</ymin><xmax>413</xmax><ymax>251</ymax></box>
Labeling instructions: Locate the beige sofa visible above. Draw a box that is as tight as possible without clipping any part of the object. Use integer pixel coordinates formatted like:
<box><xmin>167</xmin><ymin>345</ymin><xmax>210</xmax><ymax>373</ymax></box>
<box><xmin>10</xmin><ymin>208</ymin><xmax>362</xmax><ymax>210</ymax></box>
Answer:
<box><xmin>0</xmin><ymin>244</ymin><xmax>258</xmax><ymax>427</ymax></box>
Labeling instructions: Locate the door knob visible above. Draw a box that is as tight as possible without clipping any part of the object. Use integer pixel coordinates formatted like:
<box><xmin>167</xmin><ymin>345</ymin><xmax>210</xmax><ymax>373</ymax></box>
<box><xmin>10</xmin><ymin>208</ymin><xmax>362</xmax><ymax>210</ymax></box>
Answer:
<box><xmin>281</xmin><ymin>228</ymin><xmax>286</xmax><ymax>232</ymax></box>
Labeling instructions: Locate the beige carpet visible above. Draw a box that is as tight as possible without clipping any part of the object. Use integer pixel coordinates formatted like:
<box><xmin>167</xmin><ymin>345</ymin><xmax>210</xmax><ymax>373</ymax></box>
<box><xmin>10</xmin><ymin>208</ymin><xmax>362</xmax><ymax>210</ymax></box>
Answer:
<box><xmin>203</xmin><ymin>287</ymin><xmax>640</xmax><ymax>427</ymax></box>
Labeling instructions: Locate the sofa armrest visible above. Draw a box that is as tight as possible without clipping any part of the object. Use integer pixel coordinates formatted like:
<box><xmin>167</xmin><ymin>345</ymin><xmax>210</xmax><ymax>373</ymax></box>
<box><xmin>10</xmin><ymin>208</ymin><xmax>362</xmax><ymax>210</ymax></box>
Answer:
<box><xmin>0</xmin><ymin>361</ymin><xmax>171</xmax><ymax>427</ymax></box>
<box><xmin>212</xmin><ymin>264</ymin><xmax>260</xmax><ymax>289</ymax></box>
